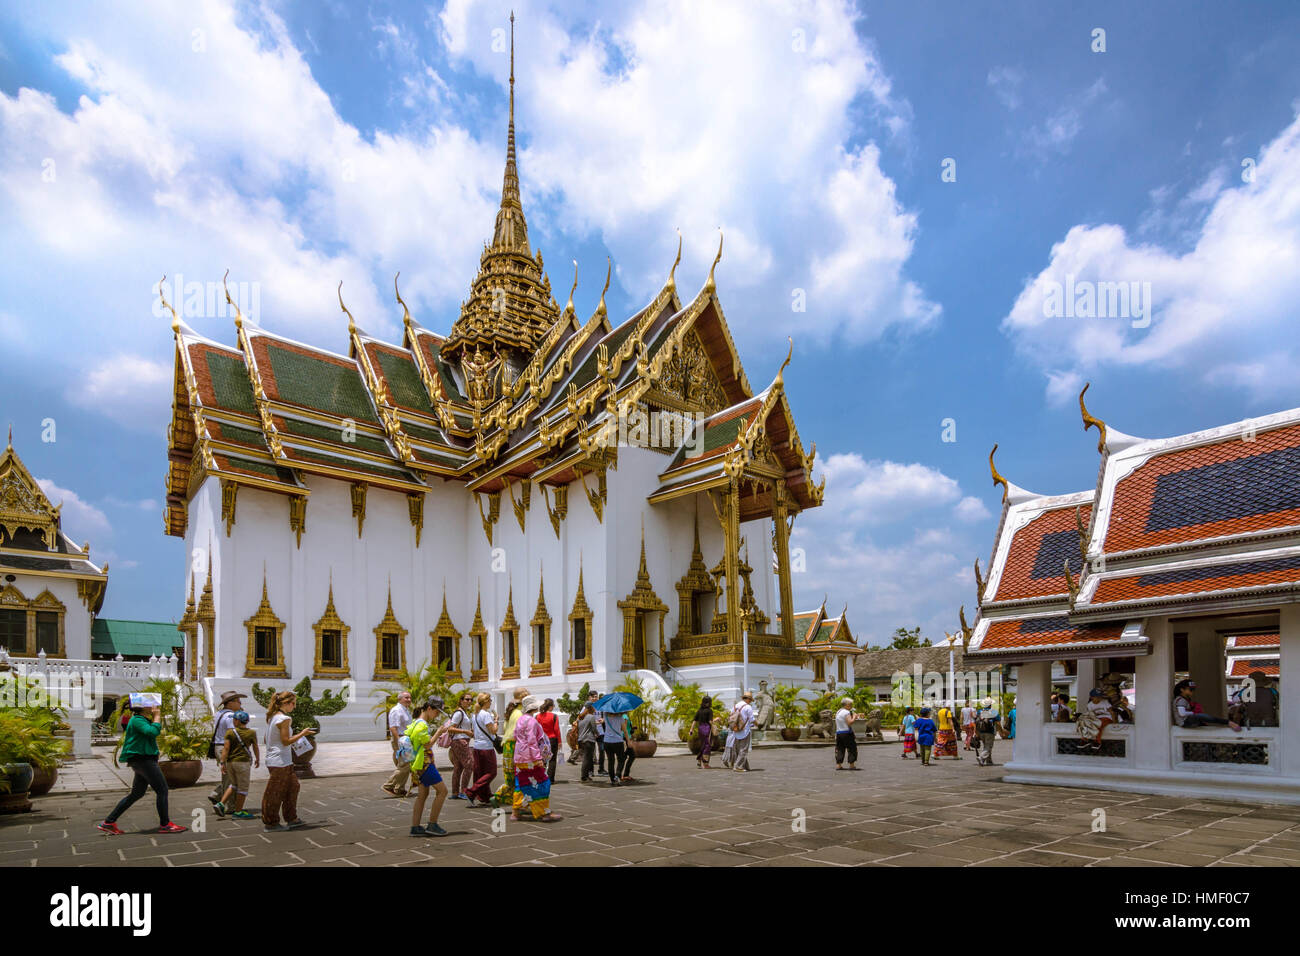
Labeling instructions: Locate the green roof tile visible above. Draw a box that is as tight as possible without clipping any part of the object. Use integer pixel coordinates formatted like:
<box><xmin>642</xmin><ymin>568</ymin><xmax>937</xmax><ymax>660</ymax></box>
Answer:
<box><xmin>92</xmin><ymin>619</ymin><xmax>183</xmax><ymax>659</ymax></box>
<box><xmin>375</xmin><ymin>349</ymin><xmax>431</xmax><ymax>411</ymax></box>
<box><xmin>204</xmin><ymin>351</ymin><xmax>256</xmax><ymax>416</ymax></box>
<box><xmin>279</xmin><ymin>417</ymin><xmax>391</xmax><ymax>456</ymax></box>
<box><xmin>265</xmin><ymin>343</ymin><xmax>379</xmax><ymax>423</ymax></box>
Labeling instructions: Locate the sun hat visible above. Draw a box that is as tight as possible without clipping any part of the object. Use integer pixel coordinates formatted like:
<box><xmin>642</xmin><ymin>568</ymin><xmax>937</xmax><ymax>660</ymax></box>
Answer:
<box><xmin>520</xmin><ymin>695</ymin><xmax>541</xmax><ymax>713</ymax></box>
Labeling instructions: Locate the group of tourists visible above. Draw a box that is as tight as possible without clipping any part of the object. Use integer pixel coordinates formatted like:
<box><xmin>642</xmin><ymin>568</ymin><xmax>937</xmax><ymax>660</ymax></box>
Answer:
<box><xmin>98</xmin><ymin>688</ymin><xmax>317</xmax><ymax>835</ymax></box>
<box><xmin>897</xmin><ymin>698</ymin><xmax>1008</xmax><ymax>767</ymax></box>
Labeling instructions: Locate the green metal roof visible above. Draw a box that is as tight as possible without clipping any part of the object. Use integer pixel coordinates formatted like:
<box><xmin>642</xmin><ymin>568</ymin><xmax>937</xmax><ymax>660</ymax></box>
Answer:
<box><xmin>91</xmin><ymin>619</ymin><xmax>183</xmax><ymax>659</ymax></box>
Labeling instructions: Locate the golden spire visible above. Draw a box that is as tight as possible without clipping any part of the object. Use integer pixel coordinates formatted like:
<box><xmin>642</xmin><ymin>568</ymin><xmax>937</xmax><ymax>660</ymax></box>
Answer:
<box><xmin>5</xmin><ymin>424</ymin><xmax>10</xmax><ymax>451</ymax></box>
<box><xmin>989</xmin><ymin>443</ymin><xmax>1009</xmax><ymax>504</ymax></box>
<box><xmin>566</xmin><ymin>259</ymin><xmax>578</xmax><ymax>315</ymax></box>
<box><xmin>493</xmin><ymin>10</ymin><xmax>527</xmax><ymax>251</ymax></box>
<box><xmin>1079</xmin><ymin>382</ymin><xmax>1107</xmax><ymax>454</ymax></box>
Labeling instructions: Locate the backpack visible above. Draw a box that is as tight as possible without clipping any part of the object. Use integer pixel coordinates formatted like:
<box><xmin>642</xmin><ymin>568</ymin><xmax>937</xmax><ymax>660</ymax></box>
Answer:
<box><xmin>731</xmin><ymin>706</ymin><xmax>745</xmax><ymax>732</ymax></box>
<box><xmin>975</xmin><ymin>714</ymin><xmax>997</xmax><ymax>735</ymax></box>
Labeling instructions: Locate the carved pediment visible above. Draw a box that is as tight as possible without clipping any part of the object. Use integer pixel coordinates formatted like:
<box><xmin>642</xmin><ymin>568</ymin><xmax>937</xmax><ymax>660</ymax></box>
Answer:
<box><xmin>0</xmin><ymin>444</ymin><xmax>60</xmax><ymax>548</ymax></box>
<box><xmin>655</xmin><ymin>330</ymin><xmax>727</xmax><ymax>415</ymax></box>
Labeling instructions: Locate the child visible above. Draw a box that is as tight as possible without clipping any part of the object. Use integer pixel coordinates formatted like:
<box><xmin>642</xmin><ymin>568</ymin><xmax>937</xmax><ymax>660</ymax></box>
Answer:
<box><xmin>900</xmin><ymin>706</ymin><xmax>917</xmax><ymax>758</ymax></box>
<box><xmin>913</xmin><ymin>707</ymin><xmax>938</xmax><ymax>766</ymax></box>
<box><xmin>215</xmin><ymin>710</ymin><xmax>260</xmax><ymax>818</ymax></box>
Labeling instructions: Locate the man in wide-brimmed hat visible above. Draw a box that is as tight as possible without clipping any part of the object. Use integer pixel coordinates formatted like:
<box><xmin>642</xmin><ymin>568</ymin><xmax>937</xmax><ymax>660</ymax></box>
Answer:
<box><xmin>724</xmin><ymin>691</ymin><xmax>757</xmax><ymax>773</ymax></box>
<box><xmin>208</xmin><ymin>690</ymin><xmax>247</xmax><ymax>810</ymax></box>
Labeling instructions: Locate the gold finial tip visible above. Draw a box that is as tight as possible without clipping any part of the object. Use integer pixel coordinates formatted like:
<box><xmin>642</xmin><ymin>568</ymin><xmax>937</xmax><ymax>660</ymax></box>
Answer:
<box><xmin>776</xmin><ymin>337</ymin><xmax>793</xmax><ymax>386</ymax></box>
<box><xmin>704</xmin><ymin>229</ymin><xmax>723</xmax><ymax>292</ymax></box>
<box><xmin>338</xmin><ymin>280</ymin><xmax>357</xmax><ymax>335</ymax></box>
<box><xmin>667</xmin><ymin>229</ymin><xmax>682</xmax><ymax>289</ymax></box>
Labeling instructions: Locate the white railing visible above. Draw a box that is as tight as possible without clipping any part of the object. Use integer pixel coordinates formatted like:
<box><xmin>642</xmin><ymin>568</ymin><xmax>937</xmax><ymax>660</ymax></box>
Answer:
<box><xmin>0</xmin><ymin>648</ymin><xmax>180</xmax><ymax>683</ymax></box>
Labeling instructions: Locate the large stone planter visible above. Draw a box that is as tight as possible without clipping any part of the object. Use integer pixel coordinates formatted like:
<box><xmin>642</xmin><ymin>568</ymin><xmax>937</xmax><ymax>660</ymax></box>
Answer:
<box><xmin>1</xmin><ymin>762</ymin><xmax>35</xmax><ymax>813</ymax></box>
<box><xmin>28</xmin><ymin>764</ymin><xmax>58</xmax><ymax>797</ymax></box>
<box><xmin>780</xmin><ymin>727</ymin><xmax>803</xmax><ymax>741</ymax></box>
<box><xmin>159</xmin><ymin>759</ymin><xmax>202</xmax><ymax>788</ymax></box>
<box><xmin>630</xmin><ymin>739</ymin><xmax>658</xmax><ymax>758</ymax></box>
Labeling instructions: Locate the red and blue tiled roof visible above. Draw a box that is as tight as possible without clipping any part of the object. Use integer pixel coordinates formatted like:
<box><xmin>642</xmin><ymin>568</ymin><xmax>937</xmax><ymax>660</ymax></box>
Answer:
<box><xmin>1091</xmin><ymin>552</ymin><xmax>1300</xmax><ymax>605</ymax></box>
<box><xmin>1104</xmin><ymin>421</ymin><xmax>1300</xmax><ymax>553</ymax></box>
<box><xmin>993</xmin><ymin>503</ymin><xmax>1090</xmax><ymax>602</ymax></box>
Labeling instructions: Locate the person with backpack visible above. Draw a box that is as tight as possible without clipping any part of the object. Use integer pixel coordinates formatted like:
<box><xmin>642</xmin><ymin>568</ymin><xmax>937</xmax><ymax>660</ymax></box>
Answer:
<box><xmin>97</xmin><ymin>702</ymin><xmax>188</xmax><ymax>835</ymax></box>
<box><xmin>899</xmin><ymin>706</ymin><xmax>918</xmax><ymax>759</ymax></box>
<box><xmin>444</xmin><ymin>691</ymin><xmax>476</xmax><ymax>800</ymax></box>
<box><xmin>726</xmin><ymin>691</ymin><xmax>756</xmax><ymax>773</ymax></box>
<box><xmin>913</xmin><ymin>707</ymin><xmax>938</xmax><ymax>766</ymax></box>
<box><xmin>206</xmin><ymin>690</ymin><xmax>247</xmax><ymax>810</ymax></box>
<box><xmin>465</xmin><ymin>692</ymin><xmax>500</xmax><ymax>808</ymax></box>
<box><xmin>959</xmin><ymin>699</ymin><xmax>977</xmax><ymax>751</ymax></box>
<box><xmin>381</xmin><ymin>690</ymin><xmax>415</xmax><ymax>797</ymax></box>
<box><xmin>576</xmin><ymin>704</ymin><xmax>600</xmax><ymax>781</ymax></box>
<box><xmin>406</xmin><ymin>697</ymin><xmax>450</xmax><ymax>837</ymax></box>
<box><xmin>974</xmin><ymin>697</ymin><xmax>1000</xmax><ymax>766</ymax></box>
<box><xmin>600</xmin><ymin>707</ymin><xmax>632</xmax><ymax>786</ymax></box>
<box><xmin>214</xmin><ymin>710</ymin><xmax>260</xmax><ymax>818</ymax></box>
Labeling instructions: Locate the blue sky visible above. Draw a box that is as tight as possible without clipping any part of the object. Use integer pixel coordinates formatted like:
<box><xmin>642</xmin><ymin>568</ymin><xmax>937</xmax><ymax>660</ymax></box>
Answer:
<box><xmin>2</xmin><ymin>0</ymin><xmax>1298</xmax><ymax>643</ymax></box>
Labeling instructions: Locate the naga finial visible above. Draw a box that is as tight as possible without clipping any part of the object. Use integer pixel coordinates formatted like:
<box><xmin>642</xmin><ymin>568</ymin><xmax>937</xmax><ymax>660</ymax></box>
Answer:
<box><xmin>704</xmin><ymin>229</ymin><xmax>723</xmax><ymax>294</ymax></box>
<box><xmin>667</xmin><ymin>229</ymin><xmax>682</xmax><ymax>291</ymax></box>
<box><xmin>989</xmin><ymin>443</ymin><xmax>1009</xmax><ymax>504</ymax></box>
<box><xmin>566</xmin><ymin>259</ymin><xmax>578</xmax><ymax>315</ymax></box>
<box><xmin>974</xmin><ymin>557</ymin><xmax>985</xmax><ymax>600</ymax></box>
<box><xmin>338</xmin><ymin>280</ymin><xmax>356</xmax><ymax>336</ymax></box>
<box><xmin>223</xmin><ymin>270</ymin><xmax>244</xmax><ymax>329</ymax></box>
<box><xmin>775</xmin><ymin>337</ymin><xmax>793</xmax><ymax>388</ymax></box>
<box><xmin>159</xmin><ymin>275</ymin><xmax>180</xmax><ymax>332</ymax></box>
<box><xmin>597</xmin><ymin>256</ymin><xmax>611</xmax><ymax>315</ymax></box>
<box><xmin>1079</xmin><ymin>382</ymin><xmax>1107</xmax><ymax>454</ymax></box>
<box><xmin>394</xmin><ymin>272</ymin><xmax>412</xmax><ymax>328</ymax></box>
<box><xmin>959</xmin><ymin>604</ymin><xmax>973</xmax><ymax>650</ymax></box>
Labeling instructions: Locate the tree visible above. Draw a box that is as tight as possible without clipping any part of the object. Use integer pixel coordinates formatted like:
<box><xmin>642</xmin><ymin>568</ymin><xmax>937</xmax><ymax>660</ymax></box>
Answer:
<box><xmin>888</xmin><ymin>626</ymin><xmax>931</xmax><ymax>650</ymax></box>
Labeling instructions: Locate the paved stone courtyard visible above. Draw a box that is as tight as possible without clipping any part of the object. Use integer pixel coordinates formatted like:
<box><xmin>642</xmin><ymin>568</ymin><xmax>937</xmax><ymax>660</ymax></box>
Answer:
<box><xmin>6</xmin><ymin>743</ymin><xmax>1300</xmax><ymax>867</ymax></box>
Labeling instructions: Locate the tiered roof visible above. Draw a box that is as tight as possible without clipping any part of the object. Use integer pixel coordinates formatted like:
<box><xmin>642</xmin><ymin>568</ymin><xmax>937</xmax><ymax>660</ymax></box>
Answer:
<box><xmin>783</xmin><ymin>603</ymin><xmax>862</xmax><ymax>656</ymax></box>
<box><xmin>162</xmin><ymin>23</ymin><xmax>822</xmax><ymax>539</ymax></box>
<box><xmin>963</xmin><ymin>387</ymin><xmax>1300</xmax><ymax>664</ymax></box>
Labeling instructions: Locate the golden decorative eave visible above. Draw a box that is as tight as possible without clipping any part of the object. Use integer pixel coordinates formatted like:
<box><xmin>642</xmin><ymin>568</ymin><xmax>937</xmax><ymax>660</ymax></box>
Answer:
<box><xmin>0</xmin><ymin>438</ymin><xmax>61</xmax><ymax>550</ymax></box>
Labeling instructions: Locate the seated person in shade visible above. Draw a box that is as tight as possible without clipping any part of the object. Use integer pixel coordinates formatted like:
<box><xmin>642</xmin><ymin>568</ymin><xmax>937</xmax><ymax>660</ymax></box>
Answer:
<box><xmin>1228</xmin><ymin>671</ymin><xmax>1279</xmax><ymax>728</ymax></box>
<box><xmin>1075</xmin><ymin>688</ymin><xmax>1114</xmax><ymax>751</ymax></box>
<box><xmin>1172</xmin><ymin>680</ymin><xmax>1241</xmax><ymax>731</ymax></box>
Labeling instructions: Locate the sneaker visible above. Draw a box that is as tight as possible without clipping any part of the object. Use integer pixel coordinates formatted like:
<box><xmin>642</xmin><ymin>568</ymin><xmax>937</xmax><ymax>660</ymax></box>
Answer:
<box><xmin>232</xmin><ymin>810</ymin><xmax>256</xmax><ymax>819</ymax></box>
<box><xmin>97</xmin><ymin>821</ymin><xmax>123</xmax><ymax>835</ymax></box>
<box><xmin>381</xmin><ymin>784</ymin><xmax>399</xmax><ymax>796</ymax></box>
<box><xmin>733</xmin><ymin>767</ymin><xmax>747</xmax><ymax>773</ymax></box>
<box><xmin>424</xmin><ymin>823</ymin><xmax>448</xmax><ymax>837</ymax></box>
<box><xmin>213</xmin><ymin>801</ymin><xmax>227</xmax><ymax>818</ymax></box>
<box><xmin>158</xmin><ymin>822</ymin><xmax>188</xmax><ymax>834</ymax></box>
<box><xmin>285</xmin><ymin>820</ymin><xmax>308</xmax><ymax>830</ymax></box>
<box><xmin>410</xmin><ymin>825</ymin><xmax>434</xmax><ymax>838</ymax></box>
<box><xmin>206</xmin><ymin>795</ymin><xmax>219</xmax><ymax>807</ymax></box>
<box><xmin>451</xmin><ymin>793</ymin><xmax>467</xmax><ymax>800</ymax></box>
<box><xmin>265</xmin><ymin>824</ymin><xmax>288</xmax><ymax>832</ymax></box>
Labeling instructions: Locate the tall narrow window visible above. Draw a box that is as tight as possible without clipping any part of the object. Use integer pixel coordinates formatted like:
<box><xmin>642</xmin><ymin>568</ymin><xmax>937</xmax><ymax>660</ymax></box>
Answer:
<box><xmin>574</xmin><ymin>618</ymin><xmax>587</xmax><ymax>661</ymax></box>
<box><xmin>312</xmin><ymin>582</ymin><xmax>351</xmax><ymax>679</ymax></box>
<box><xmin>381</xmin><ymin>633</ymin><xmax>401</xmax><ymax>671</ymax></box>
<box><xmin>530</xmin><ymin>571</ymin><xmax>552</xmax><ymax>678</ymax></box>
<box><xmin>535</xmin><ymin>625</ymin><xmax>547</xmax><ymax>665</ymax></box>
<box><xmin>567</xmin><ymin>564</ymin><xmax>594</xmax><ymax>674</ymax></box>
<box><xmin>814</xmin><ymin>657</ymin><xmax>826</xmax><ymax>681</ymax></box>
<box><xmin>500</xmin><ymin>586</ymin><xmax>520</xmax><ymax>680</ymax></box>
<box><xmin>320</xmin><ymin>629</ymin><xmax>342</xmax><ymax>669</ymax></box>
<box><xmin>35</xmin><ymin>612</ymin><xmax>59</xmax><ymax>656</ymax></box>
<box><xmin>837</xmin><ymin>656</ymin><xmax>847</xmax><ymax>682</ymax></box>
<box><xmin>0</xmin><ymin>609</ymin><xmax>25</xmax><ymax>654</ymax></box>
<box><xmin>372</xmin><ymin>586</ymin><xmax>408</xmax><ymax>680</ymax></box>
<box><xmin>254</xmin><ymin>626</ymin><xmax>278</xmax><ymax>665</ymax></box>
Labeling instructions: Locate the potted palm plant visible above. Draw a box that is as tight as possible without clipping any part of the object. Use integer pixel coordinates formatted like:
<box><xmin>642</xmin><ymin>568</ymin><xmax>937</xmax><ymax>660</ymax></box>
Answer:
<box><xmin>0</xmin><ymin>671</ymin><xmax>70</xmax><ymax>800</ymax></box>
<box><xmin>614</xmin><ymin>674</ymin><xmax>664</xmax><ymax>758</ymax></box>
<box><xmin>255</xmin><ymin>676</ymin><xmax>350</xmax><ymax>778</ymax></box>
<box><xmin>772</xmin><ymin>684</ymin><xmax>808</xmax><ymax>741</ymax></box>
<box><xmin>665</xmin><ymin>682</ymin><xmax>705</xmax><ymax>744</ymax></box>
<box><xmin>111</xmin><ymin>678</ymin><xmax>211</xmax><ymax>788</ymax></box>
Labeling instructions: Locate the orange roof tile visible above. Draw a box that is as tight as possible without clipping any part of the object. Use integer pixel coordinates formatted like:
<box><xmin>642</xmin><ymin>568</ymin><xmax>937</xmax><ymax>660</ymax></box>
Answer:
<box><xmin>1105</xmin><ymin>421</ymin><xmax>1300</xmax><ymax>552</ymax></box>
<box><xmin>1092</xmin><ymin>554</ymin><xmax>1300</xmax><ymax>604</ymax></box>
<box><xmin>993</xmin><ymin>503</ymin><xmax>1090</xmax><ymax>602</ymax></box>
<box><xmin>980</xmin><ymin>616</ymin><xmax>1124</xmax><ymax>650</ymax></box>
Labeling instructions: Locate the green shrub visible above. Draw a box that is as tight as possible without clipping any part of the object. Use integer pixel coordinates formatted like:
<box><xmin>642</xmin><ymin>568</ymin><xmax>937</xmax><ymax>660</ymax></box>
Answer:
<box><xmin>254</xmin><ymin>676</ymin><xmax>348</xmax><ymax>735</ymax></box>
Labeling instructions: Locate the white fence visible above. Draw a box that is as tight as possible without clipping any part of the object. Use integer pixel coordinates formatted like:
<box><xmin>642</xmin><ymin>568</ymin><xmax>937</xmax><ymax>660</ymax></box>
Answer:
<box><xmin>0</xmin><ymin>649</ymin><xmax>180</xmax><ymax>683</ymax></box>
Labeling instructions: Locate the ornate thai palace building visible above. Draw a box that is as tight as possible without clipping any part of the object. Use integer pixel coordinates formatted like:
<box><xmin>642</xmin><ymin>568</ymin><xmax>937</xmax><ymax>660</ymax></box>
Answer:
<box><xmin>964</xmin><ymin>387</ymin><xmax>1300</xmax><ymax>804</ymax></box>
<box><xmin>162</xmin><ymin>26</ymin><xmax>824</xmax><ymax>737</ymax></box>
<box><xmin>2</xmin><ymin>435</ymin><xmax>183</xmax><ymax>755</ymax></box>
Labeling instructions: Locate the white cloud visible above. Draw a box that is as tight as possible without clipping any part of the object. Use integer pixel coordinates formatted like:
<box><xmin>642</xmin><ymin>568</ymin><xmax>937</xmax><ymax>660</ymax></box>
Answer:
<box><xmin>35</xmin><ymin>478</ymin><xmax>111</xmax><ymax>539</ymax></box>
<box><xmin>68</xmin><ymin>354</ymin><xmax>171</xmax><ymax>432</ymax></box>
<box><xmin>788</xmin><ymin>452</ymin><xmax>990</xmax><ymax>643</ymax></box>
<box><xmin>953</xmin><ymin>496</ymin><xmax>992</xmax><ymax>522</ymax></box>
<box><xmin>1020</xmin><ymin>78</ymin><xmax>1107</xmax><ymax>159</ymax></box>
<box><xmin>987</xmin><ymin>66</ymin><xmax>1024</xmax><ymax>111</ymax></box>
<box><xmin>1003</xmin><ymin>109</ymin><xmax>1300</xmax><ymax>401</ymax></box>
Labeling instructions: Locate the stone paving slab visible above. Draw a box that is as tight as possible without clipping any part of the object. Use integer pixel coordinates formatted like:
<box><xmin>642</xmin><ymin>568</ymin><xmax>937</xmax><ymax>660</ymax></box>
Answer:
<box><xmin>7</xmin><ymin>745</ymin><xmax>1300</xmax><ymax>867</ymax></box>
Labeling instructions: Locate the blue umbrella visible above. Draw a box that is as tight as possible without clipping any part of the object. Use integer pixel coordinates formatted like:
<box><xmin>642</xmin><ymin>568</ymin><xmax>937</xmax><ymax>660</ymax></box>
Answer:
<box><xmin>594</xmin><ymin>691</ymin><xmax>643</xmax><ymax>713</ymax></box>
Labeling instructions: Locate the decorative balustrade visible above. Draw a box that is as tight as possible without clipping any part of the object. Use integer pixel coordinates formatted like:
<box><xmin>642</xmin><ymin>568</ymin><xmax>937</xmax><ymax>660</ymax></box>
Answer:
<box><xmin>0</xmin><ymin>648</ymin><xmax>180</xmax><ymax>683</ymax></box>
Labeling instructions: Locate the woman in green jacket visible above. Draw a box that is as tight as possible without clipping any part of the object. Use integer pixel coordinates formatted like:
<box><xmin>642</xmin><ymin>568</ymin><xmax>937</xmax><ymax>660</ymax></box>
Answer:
<box><xmin>98</xmin><ymin>705</ymin><xmax>188</xmax><ymax>835</ymax></box>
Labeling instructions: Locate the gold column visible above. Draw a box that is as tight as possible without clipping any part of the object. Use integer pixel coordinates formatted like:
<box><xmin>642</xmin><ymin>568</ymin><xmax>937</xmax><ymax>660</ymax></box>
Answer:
<box><xmin>724</xmin><ymin>476</ymin><xmax>741</xmax><ymax>645</ymax></box>
<box><xmin>773</xmin><ymin>478</ymin><xmax>795</xmax><ymax>646</ymax></box>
